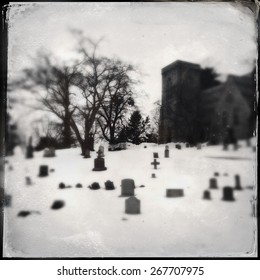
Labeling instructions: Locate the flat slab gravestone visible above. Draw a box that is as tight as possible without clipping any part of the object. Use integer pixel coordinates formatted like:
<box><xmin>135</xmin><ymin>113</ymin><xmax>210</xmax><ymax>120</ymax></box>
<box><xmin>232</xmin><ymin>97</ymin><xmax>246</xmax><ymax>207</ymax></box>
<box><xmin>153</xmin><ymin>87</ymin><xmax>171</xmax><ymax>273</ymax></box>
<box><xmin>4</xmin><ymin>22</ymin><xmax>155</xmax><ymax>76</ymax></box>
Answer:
<box><xmin>39</xmin><ymin>165</ymin><xmax>49</xmax><ymax>177</ymax></box>
<box><xmin>222</xmin><ymin>186</ymin><xmax>235</xmax><ymax>201</ymax></box>
<box><xmin>166</xmin><ymin>189</ymin><xmax>184</xmax><ymax>198</ymax></box>
<box><xmin>121</xmin><ymin>179</ymin><xmax>135</xmax><ymax>196</ymax></box>
<box><xmin>125</xmin><ymin>196</ymin><xmax>141</xmax><ymax>214</ymax></box>
<box><xmin>51</xmin><ymin>200</ymin><xmax>65</xmax><ymax>210</ymax></box>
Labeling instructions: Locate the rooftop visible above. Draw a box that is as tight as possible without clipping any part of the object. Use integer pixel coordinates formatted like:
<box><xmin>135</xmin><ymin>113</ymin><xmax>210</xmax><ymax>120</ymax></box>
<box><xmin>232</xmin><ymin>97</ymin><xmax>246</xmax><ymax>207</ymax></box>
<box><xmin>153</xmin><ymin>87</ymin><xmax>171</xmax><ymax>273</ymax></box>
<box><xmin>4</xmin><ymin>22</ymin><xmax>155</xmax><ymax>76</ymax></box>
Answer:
<box><xmin>161</xmin><ymin>60</ymin><xmax>201</xmax><ymax>74</ymax></box>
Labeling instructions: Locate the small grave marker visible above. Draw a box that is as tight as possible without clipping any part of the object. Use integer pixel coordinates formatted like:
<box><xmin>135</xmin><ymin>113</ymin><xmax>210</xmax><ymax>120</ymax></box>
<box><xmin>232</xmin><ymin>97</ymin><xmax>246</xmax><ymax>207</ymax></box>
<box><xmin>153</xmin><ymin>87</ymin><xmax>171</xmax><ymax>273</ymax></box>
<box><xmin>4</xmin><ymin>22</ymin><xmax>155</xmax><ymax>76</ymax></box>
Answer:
<box><xmin>105</xmin><ymin>180</ymin><xmax>115</xmax><ymax>190</ymax></box>
<box><xmin>51</xmin><ymin>200</ymin><xmax>65</xmax><ymax>210</ymax></box>
<box><xmin>25</xmin><ymin>176</ymin><xmax>32</xmax><ymax>186</ymax></box>
<box><xmin>151</xmin><ymin>173</ymin><xmax>156</xmax><ymax>178</ymax></box>
<box><xmin>151</xmin><ymin>158</ymin><xmax>160</xmax><ymax>169</ymax></box>
<box><xmin>203</xmin><ymin>190</ymin><xmax>211</xmax><ymax>200</ymax></box>
<box><xmin>43</xmin><ymin>147</ymin><xmax>56</xmax><ymax>157</ymax></box>
<box><xmin>164</xmin><ymin>145</ymin><xmax>169</xmax><ymax>158</ymax></box>
<box><xmin>166</xmin><ymin>189</ymin><xmax>184</xmax><ymax>198</ymax></box>
<box><xmin>39</xmin><ymin>165</ymin><xmax>49</xmax><ymax>177</ymax></box>
<box><xmin>59</xmin><ymin>182</ymin><xmax>66</xmax><ymax>189</ymax></box>
<box><xmin>75</xmin><ymin>183</ymin><xmax>83</xmax><ymax>188</ymax></box>
<box><xmin>234</xmin><ymin>174</ymin><xmax>242</xmax><ymax>190</ymax></box>
<box><xmin>98</xmin><ymin>145</ymin><xmax>105</xmax><ymax>157</ymax></box>
<box><xmin>222</xmin><ymin>186</ymin><xmax>235</xmax><ymax>201</ymax></box>
<box><xmin>209</xmin><ymin>178</ymin><xmax>218</xmax><ymax>189</ymax></box>
<box><xmin>89</xmin><ymin>182</ymin><xmax>100</xmax><ymax>190</ymax></box>
<box><xmin>153</xmin><ymin>152</ymin><xmax>159</xmax><ymax>158</ymax></box>
<box><xmin>121</xmin><ymin>179</ymin><xmax>135</xmax><ymax>196</ymax></box>
<box><xmin>125</xmin><ymin>197</ymin><xmax>141</xmax><ymax>214</ymax></box>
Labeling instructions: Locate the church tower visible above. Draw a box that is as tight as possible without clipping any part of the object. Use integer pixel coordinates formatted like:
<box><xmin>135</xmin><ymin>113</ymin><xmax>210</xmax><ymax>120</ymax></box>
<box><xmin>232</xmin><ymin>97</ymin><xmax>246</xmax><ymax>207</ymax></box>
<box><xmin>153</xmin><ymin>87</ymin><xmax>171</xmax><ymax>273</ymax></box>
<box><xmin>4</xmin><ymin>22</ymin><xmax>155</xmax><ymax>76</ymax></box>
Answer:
<box><xmin>159</xmin><ymin>60</ymin><xmax>202</xmax><ymax>144</ymax></box>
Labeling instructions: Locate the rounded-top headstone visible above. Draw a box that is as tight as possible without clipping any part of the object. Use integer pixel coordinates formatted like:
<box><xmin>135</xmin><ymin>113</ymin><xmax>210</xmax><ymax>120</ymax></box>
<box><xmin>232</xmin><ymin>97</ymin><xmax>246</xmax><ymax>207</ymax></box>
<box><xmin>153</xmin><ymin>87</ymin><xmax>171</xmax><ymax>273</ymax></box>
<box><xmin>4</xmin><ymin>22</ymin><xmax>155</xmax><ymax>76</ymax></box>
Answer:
<box><xmin>125</xmin><ymin>196</ymin><xmax>141</xmax><ymax>214</ymax></box>
<box><xmin>75</xmin><ymin>183</ymin><xmax>83</xmax><ymax>188</ymax></box>
<box><xmin>222</xmin><ymin>186</ymin><xmax>235</xmax><ymax>201</ymax></box>
<box><xmin>121</xmin><ymin>179</ymin><xmax>135</xmax><ymax>196</ymax></box>
<box><xmin>59</xmin><ymin>182</ymin><xmax>66</xmax><ymax>189</ymax></box>
<box><xmin>105</xmin><ymin>180</ymin><xmax>115</xmax><ymax>190</ymax></box>
<box><xmin>203</xmin><ymin>190</ymin><xmax>211</xmax><ymax>200</ymax></box>
<box><xmin>89</xmin><ymin>182</ymin><xmax>100</xmax><ymax>190</ymax></box>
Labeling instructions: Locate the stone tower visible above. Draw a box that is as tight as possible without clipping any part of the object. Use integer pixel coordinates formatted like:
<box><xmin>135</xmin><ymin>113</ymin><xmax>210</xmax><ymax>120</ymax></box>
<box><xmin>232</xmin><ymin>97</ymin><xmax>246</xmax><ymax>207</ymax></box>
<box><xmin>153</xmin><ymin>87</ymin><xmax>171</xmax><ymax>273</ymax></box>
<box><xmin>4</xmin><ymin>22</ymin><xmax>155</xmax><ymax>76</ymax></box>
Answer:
<box><xmin>159</xmin><ymin>60</ymin><xmax>202</xmax><ymax>144</ymax></box>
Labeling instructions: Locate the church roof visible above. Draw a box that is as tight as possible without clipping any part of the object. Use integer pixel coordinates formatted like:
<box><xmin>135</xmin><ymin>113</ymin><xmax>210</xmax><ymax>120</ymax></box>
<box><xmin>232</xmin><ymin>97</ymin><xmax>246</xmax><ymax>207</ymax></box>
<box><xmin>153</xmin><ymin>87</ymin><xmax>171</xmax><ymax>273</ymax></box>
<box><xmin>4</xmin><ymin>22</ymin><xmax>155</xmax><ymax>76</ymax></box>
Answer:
<box><xmin>161</xmin><ymin>60</ymin><xmax>201</xmax><ymax>74</ymax></box>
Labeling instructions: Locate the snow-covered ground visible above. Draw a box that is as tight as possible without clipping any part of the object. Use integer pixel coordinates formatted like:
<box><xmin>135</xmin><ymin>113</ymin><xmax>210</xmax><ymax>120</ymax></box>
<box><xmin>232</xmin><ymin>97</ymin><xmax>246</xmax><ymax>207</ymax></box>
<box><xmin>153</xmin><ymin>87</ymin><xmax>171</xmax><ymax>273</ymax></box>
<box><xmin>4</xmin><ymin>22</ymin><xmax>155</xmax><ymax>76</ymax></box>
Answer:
<box><xmin>3</xmin><ymin>139</ymin><xmax>257</xmax><ymax>257</ymax></box>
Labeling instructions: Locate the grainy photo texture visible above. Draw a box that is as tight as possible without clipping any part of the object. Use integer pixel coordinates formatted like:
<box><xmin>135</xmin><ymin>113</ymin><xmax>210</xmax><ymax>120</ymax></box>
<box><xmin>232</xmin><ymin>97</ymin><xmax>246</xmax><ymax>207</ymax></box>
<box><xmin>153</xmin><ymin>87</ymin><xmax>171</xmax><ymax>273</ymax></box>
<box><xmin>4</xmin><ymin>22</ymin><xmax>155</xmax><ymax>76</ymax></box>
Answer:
<box><xmin>1</xmin><ymin>1</ymin><xmax>258</xmax><ymax>258</ymax></box>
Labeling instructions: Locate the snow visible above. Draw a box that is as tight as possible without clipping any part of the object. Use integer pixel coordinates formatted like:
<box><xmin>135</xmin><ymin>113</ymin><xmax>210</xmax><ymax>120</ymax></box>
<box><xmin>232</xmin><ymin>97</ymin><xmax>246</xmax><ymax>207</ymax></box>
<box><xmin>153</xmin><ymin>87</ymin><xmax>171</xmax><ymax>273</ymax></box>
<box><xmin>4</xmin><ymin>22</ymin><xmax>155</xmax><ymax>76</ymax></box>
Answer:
<box><xmin>3</xmin><ymin>140</ymin><xmax>257</xmax><ymax>257</ymax></box>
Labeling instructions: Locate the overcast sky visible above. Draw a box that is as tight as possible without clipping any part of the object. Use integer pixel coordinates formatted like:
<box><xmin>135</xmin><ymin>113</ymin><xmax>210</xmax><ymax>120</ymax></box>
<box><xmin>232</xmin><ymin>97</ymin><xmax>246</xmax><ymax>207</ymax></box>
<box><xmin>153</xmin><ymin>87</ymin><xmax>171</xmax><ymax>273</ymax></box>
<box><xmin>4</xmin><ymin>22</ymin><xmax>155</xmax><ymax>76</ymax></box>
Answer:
<box><xmin>8</xmin><ymin>1</ymin><xmax>257</xmax><ymax>120</ymax></box>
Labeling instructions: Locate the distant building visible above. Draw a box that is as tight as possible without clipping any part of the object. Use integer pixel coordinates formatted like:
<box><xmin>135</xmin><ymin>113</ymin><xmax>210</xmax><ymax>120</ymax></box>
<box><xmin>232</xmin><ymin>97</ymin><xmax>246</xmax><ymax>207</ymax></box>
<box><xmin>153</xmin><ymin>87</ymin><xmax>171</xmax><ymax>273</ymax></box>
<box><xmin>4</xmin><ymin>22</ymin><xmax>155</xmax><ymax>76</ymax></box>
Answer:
<box><xmin>159</xmin><ymin>60</ymin><xmax>256</xmax><ymax>144</ymax></box>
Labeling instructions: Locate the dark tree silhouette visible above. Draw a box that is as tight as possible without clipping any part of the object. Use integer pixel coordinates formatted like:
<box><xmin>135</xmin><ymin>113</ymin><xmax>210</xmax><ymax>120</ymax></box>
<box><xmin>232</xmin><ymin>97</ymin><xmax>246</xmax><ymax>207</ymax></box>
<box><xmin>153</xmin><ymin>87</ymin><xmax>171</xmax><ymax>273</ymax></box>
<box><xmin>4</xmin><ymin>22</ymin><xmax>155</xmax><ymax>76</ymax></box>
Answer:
<box><xmin>200</xmin><ymin>67</ymin><xmax>221</xmax><ymax>90</ymax></box>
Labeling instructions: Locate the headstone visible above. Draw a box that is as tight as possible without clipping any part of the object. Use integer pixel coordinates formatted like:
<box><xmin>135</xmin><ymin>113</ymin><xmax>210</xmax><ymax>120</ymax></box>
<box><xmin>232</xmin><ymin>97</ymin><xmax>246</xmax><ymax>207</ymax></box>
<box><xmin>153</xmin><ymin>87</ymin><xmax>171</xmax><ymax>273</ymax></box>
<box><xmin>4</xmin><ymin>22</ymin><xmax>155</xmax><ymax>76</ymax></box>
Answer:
<box><xmin>175</xmin><ymin>144</ymin><xmax>181</xmax><ymax>150</ymax></box>
<box><xmin>59</xmin><ymin>182</ymin><xmax>66</xmax><ymax>189</ymax></box>
<box><xmin>43</xmin><ymin>147</ymin><xmax>56</xmax><ymax>157</ymax></box>
<box><xmin>75</xmin><ymin>183</ymin><xmax>83</xmax><ymax>188</ymax></box>
<box><xmin>214</xmin><ymin>172</ymin><xmax>219</xmax><ymax>177</ymax></box>
<box><xmin>125</xmin><ymin>196</ymin><xmax>140</xmax><ymax>214</ymax></box>
<box><xmin>98</xmin><ymin>145</ymin><xmax>105</xmax><ymax>157</ymax></box>
<box><xmin>223</xmin><ymin>143</ymin><xmax>228</xmax><ymax>151</ymax></box>
<box><xmin>234</xmin><ymin>174</ymin><xmax>242</xmax><ymax>190</ymax></box>
<box><xmin>246</xmin><ymin>139</ymin><xmax>251</xmax><ymax>147</ymax></box>
<box><xmin>151</xmin><ymin>173</ymin><xmax>156</xmax><ymax>178</ymax></box>
<box><xmin>197</xmin><ymin>143</ymin><xmax>202</xmax><ymax>150</ymax></box>
<box><xmin>203</xmin><ymin>190</ymin><xmax>211</xmax><ymax>200</ymax></box>
<box><xmin>151</xmin><ymin>158</ymin><xmax>160</xmax><ymax>169</ymax></box>
<box><xmin>50</xmin><ymin>168</ymin><xmax>55</xmax><ymax>172</ymax></box>
<box><xmin>209</xmin><ymin>178</ymin><xmax>218</xmax><ymax>189</ymax></box>
<box><xmin>164</xmin><ymin>145</ymin><xmax>169</xmax><ymax>158</ymax></box>
<box><xmin>25</xmin><ymin>176</ymin><xmax>32</xmax><ymax>186</ymax></box>
<box><xmin>51</xmin><ymin>200</ymin><xmax>65</xmax><ymax>210</ymax></box>
<box><xmin>17</xmin><ymin>210</ymin><xmax>40</xmax><ymax>217</ymax></box>
<box><xmin>89</xmin><ymin>182</ymin><xmax>100</xmax><ymax>190</ymax></box>
<box><xmin>166</xmin><ymin>189</ymin><xmax>184</xmax><ymax>198</ymax></box>
<box><xmin>121</xmin><ymin>179</ymin><xmax>135</xmax><ymax>196</ymax></box>
<box><xmin>139</xmin><ymin>185</ymin><xmax>145</xmax><ymax>188</ymax></box>
<box><xmin>92</xmin><ymin>149</ymin><xmax>107</xmax><ymax>171</ymax></box>
<box><xmin>39</xmin><ymin>165</ymin><xmax>48</xmax><ymax>177</ymax></box>
<box><xmin>144</xmin><ymin>146</ymin><xmax>147</xmax><ymax>149</ymax></box>
<box><xmin>105</xmin><ymin>180</ymin><xmax>115</xmax><ymax>190</ymax></box>
<box><xmin>222</xmin><ymin>186</ymin><xmax>235</xmax><ymax>201</ymax></box>
<box><xmin>153</xmin><ymin>152</ymin><xmax>159</xmax><ymax>158</ymax></box>
<box><xmin>26</xmin><ymin>137</ymin><xmax>34</xmax><ymax>159</ymax></box>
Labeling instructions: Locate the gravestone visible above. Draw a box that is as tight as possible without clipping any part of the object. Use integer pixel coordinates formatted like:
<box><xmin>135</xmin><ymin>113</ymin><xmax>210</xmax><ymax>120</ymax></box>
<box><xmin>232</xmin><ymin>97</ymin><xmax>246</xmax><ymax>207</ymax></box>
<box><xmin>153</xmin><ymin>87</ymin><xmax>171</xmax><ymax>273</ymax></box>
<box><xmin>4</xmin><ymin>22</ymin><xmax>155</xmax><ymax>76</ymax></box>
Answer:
<box><xmin>89</xmin><ymin>182</ymin><xmax>100</xmax><ymax>190</ymax></box>
<box><xmin>164</xmin><ymin>145</ymin><xmax>169</xmax><ymax>158</ymax></box>
<box><xmin>151</xmin><ymin>173</ymin><xmax>156</xmax><ymax>178</ymax></box>
<box><xmin>25</xmin><ymin>176</ymin><xmax>32</xmax><ymax>186</ymax></box>
<box><xmin>234</xmin><ymin>174</ymin><xmax>242</xmax><ymax>190</ymax></box>
<box><xmin>39</xmin><ymin>165</ymin><xmax>49</xmax><ymax>177</ymax></box>
<box><xmin>59</xmin><ymin>183</ymin><xmax>66</xmax><ymax>189</ymax></box>
<box><xmin>75</xmin><ymin>183</ymin><xmax>83</xmax><ymax>188</ymax></box>
<box><xmin>51</xmin><ymin>200</ymin><xmax>65</xmax><ymax>210</ymax></box>
<box><xmin>92</xmin><ymin>149</ymin><xmax>107</xmax><ymax>171</ymax></box>
<box><xmin>222</xmin><ymin>186</ymin><xmax>235</xmax><ymax>201</ymax></box>
<box><xmin>17</xmin><ymin>210</ymin><xmax>40</xmax><ymax>217</ymax></box>
<box><xmin>214</xmin><ymin>172</ymin><xmax>219</xmax><ymax>177</ymax></box>
<box><xmin>203</xmin><ymin>190</ymin><xmax>211</xmax><ymax>200</ymax></box>
<box><xmin>98</xmin><ymin>145</ymin><xmax>105</xmax><ymax>157</ymax></box>
<box><xmin>50</xmin><ymin>168</ymin><xmax>55</xmax><ymax>172</ymax></box>
<box><xmin>139</xmin><ymin>185</ymin><xmax>145</xmax><ymax>188</ymax></box>
<box><xmin>105</xmin><ymin>180</ymin><xmax>115</xmax><ymax>190</ymax></box>
<box><xmin>43</xmin><ymin>147</ymin><xmax>56</xmax><ymax>157</ymax></box>
<box><xmin>26</xmin><ymin>137</ymin><xmax>34</xmax><ymax>159</ymax></box>
<box><xmin>197</xmin><ymin>143</ymin><xmax>202</xmax><ymax>150</ymax></box>
<box><xmin>153</xmin><ymin>152</ymin><xmax>159</xmax><ymax>158</ymax></box>
<box><xmin>223</xmin><ymin>143</ymin><xmax>228</xmax><ymax>151</ymax></box>
<box><xmin>175</xmin><ymin>144</ymin><xmax>181</xmax><ymax>150</ymax></box>
<box><xmin>121</xmin><ymin>179</ymin><xmax>135</xmax><ymax>196</ymax></box>
<box><xmin>151</xmin><ymin>158</ymin><xmax>160</xmax><ymax>169</ymax></box>
<box><xmin>125</xmin><ymin>196</ymin><xmax>140</xmax><ymax>214</ymax></box>
<box><xmin>144</xmin><ymin>145</ymin><xmax>147</xmax><ymax>148</ymax></box>
<box><xmin>166</xmin><ymin>189</ymin><xmax>184</xmax><ymax>198</ymax></box>
<box><xmin>209</xmin><ymin>178</ymin><xmax>218</xmax><ymax>189</ymax></box>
